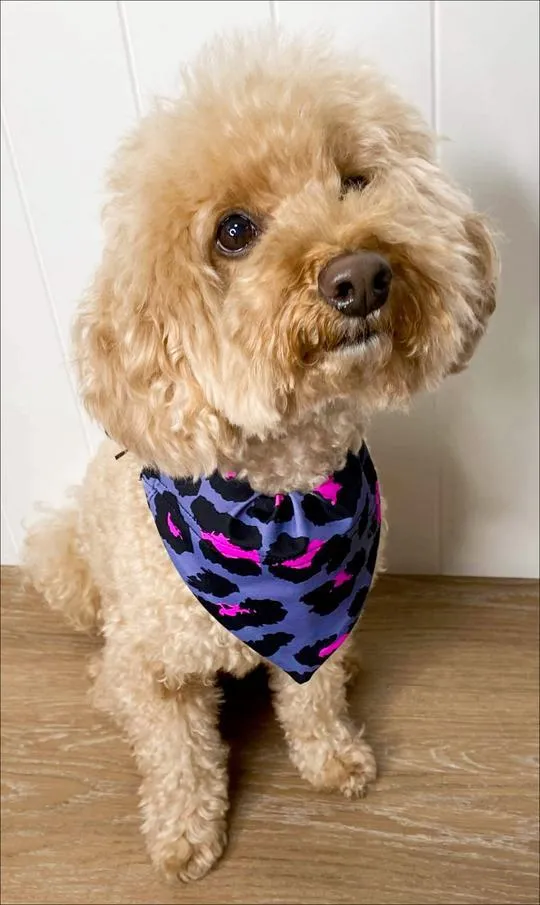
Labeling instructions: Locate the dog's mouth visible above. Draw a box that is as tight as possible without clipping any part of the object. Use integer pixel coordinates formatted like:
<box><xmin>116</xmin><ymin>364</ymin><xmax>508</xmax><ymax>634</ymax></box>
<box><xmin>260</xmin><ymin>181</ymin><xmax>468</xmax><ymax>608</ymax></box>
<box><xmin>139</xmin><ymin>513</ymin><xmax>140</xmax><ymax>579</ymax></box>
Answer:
<box><xmin>301</xmin><ymin>307</ymin><xmax>388</xmax><ymax>366</ymax></box>
<box><xmin>330</xmin><ymin>309</ymin><xmax>384</xmax><ymax>354</ymax></box>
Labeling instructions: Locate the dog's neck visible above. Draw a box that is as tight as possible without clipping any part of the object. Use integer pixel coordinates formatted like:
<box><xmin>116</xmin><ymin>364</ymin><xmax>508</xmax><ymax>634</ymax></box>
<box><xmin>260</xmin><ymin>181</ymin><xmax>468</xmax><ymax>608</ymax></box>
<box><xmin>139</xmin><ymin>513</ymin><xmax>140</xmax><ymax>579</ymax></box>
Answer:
<box><xmin>121</xmin><ymin>398</ymin><xmax>368</xmax><ymax>494</ymax></box>
<box><xmin>220</xmin><ymin>397</ymin><xmax>367</xmax><ymax>496</ymax></box>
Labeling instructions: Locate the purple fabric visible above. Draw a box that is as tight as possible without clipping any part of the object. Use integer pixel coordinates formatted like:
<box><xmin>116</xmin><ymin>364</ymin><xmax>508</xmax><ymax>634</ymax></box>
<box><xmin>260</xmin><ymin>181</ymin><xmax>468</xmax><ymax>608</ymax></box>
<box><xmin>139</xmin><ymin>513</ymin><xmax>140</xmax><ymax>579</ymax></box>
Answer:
<box><xmin>140</xmin><ymin>444</ymin><xmax>381</xmax><ymax>683</ymax></box>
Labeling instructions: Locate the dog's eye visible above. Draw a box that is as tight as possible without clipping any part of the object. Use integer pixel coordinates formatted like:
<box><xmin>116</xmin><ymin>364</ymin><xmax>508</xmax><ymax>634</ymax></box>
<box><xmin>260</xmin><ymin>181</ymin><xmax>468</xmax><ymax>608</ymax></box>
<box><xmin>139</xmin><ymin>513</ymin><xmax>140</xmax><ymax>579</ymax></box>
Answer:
<box><xmin>341</xmin><ymin>175</ymin><xmax>369</xmax><ymax>195</ymax></box>
<box><xmin>216</xmin><ymin>212</ymin><xmax>259</xmax><ymax>256</ymax></box>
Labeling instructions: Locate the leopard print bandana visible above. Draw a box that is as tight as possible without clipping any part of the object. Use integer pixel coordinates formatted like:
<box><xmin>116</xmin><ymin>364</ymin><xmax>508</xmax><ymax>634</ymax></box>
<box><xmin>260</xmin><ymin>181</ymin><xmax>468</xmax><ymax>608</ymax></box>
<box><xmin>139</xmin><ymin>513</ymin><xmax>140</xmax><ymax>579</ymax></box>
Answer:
<box><xmin>141</xmin><ymin>444</ymin><xmax>381</xmax><ymax>683</ymax></box>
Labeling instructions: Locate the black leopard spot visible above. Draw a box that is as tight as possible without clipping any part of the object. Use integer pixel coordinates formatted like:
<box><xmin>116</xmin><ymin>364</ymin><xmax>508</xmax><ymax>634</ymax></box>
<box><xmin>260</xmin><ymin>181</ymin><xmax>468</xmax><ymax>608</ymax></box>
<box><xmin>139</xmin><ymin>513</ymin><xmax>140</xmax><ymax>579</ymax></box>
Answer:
<box><xmin>198</xmin><ymin>596</ymin><xmax>286</xmax><ymax>631</ymax></box>
<box><xmin>301</xmin><ymin>494</ymin><xmax>343</xmax><ymax>526</ymax></box>
<box><xmin>347</xmin><ymin>585</ymin><xmax>371</xmax><ymax>621</ymax></box>
<box><xmin>191</xmin><ymin>497</ymin><xmax>262</xmax><ymax>549</ymax></box>
<box><xmin>367</xmin><ymin>506</ymin><xmax>380</xmax><ymax>539</ymax></box>
<box><xmin>247</xmin><ymin>494</ymin><xmax>294</xmax><ymax>524</ymax></box>
<box><xmin>345</xmin><ymin>546</ymin><xmax>367</xmax><ymax>575</ymax></box>
<box><xmin>366</xmin><ymin>532</ymin><xmax>379</xmax><ymax>575</ymax></box>
<box><xmin>301</xmin><ymin>451</ymin><xmax>366</xmax><ymax>526</ymax></box>
<box><xmin>355</xmin><ymin>497</ymin><xmax>371</xmax><ymax>539</ymax></box>
<box><xmin>323</xmin><ymin>534</ymin><xmax>352</xmax><ymax>572</ymax></box>
<box><xmin>266</xmin><ymin>534</ymin><xmax>344</xmax><ymax>584</ymax></box>
<box><xmin>208</xmin><ymin>471</ymin><xmax>254</xmax><ymax>502</ymax></box>
<box><xmin>187</xmin><ymin>568</ymin><xmax>239</xmax><ymax>598</ymax></box>
<box><xmin>300</xmin><ymin>544</ymin><xmax>371</xmax><ymax>616</ymax></box>
<box><xmin>267</xmin><ymin>533</ymin><xmax>309</xmax><ymax>561</ymax></box>
<box><xmin>141</xmin><ymin>466</ymin><xmax>160</xmax><ymax>480</ymax></box>
<box><xmin>286</xmin><ymin>669</ymin><xmax>315</xmax><ymax>685</ymax></box>
<box><xmin>173</xmin><ymin>475</ymin><xmax>202</xmax><ymax>496</ymax></box>
<box><xmin>300</xmin><ymin>574</ymin><xmax>355</xmax><ymax>615</ymax></box>
<box><xmin>295</xmin><ymin>634</ymin><xmax>348</xmax><ymax>667</ymax></box>
<box><xmin>249</xmin><ymin>631</ymin><xmax>294</xmax><ymax>657</ymax></box>
<box><xmin>154</xmin><ymin>490</ymin><xmax>193</xmax><ymax>555</ymax></box>
<box><xmin>191</xmin><ymin>498</ymin><xmax>263</xmax><ymax>576</ymax></box>
<box><xmin>362</xmin><ymin>449</ymin><xmax>378</xmax><ymax>492</ymax></box>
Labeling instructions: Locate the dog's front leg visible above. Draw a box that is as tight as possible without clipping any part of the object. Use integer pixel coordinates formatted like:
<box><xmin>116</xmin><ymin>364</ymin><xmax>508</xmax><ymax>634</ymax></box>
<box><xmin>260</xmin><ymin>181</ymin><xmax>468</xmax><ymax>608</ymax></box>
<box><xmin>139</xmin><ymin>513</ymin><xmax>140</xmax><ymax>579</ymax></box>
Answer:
<box><xmin>94</xmin><ymin>646</ymin><xmax>228</xmax><ymax>882</ymax></box>
<box><xmin>268</xmin><ymin>652</ymin><xmax>376</xmax><ymax>798</ymax></box>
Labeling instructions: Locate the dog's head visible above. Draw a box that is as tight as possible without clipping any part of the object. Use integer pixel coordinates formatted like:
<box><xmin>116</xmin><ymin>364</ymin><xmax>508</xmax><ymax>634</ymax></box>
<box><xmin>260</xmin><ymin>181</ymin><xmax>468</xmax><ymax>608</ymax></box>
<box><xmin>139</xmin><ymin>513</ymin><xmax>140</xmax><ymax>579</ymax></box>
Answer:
<box><xmin>75</xmin><ymin>34</ymin><xmax>497</xmax><ymax>474</ymax></box>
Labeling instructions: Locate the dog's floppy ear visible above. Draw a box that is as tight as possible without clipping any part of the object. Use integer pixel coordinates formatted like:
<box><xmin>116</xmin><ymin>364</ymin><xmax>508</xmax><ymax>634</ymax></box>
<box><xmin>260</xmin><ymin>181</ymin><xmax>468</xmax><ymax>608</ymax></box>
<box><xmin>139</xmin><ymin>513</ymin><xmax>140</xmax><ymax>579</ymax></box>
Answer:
<box><xmin>73</xmin><ymin>259</ymin><xmax>202</xmax><ymax>472</ymax></box>
<box><xmin>73</xmin><ymin>211</ymin><xmax>223</xmax><ymax>476</ymax></box>
<box><xmin>449</xmin><ymin>212</ymin><xmax>498</xmax><ymax>375</ymax></box>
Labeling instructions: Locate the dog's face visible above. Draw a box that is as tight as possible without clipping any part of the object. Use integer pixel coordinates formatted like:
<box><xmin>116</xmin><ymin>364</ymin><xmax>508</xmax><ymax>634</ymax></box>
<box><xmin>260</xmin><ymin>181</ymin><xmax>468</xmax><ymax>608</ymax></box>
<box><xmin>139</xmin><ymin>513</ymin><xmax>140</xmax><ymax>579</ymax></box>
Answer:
<box><xmin>76</xmin><ymin>37</ymin><xmax>496</xmax><ymax>472</ymax></box>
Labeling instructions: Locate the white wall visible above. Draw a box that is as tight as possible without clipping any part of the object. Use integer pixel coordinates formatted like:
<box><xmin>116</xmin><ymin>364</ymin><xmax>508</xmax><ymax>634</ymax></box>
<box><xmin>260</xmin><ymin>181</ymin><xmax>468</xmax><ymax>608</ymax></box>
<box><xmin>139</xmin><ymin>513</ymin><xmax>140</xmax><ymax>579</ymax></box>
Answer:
<box><xmin>1</xmin><ymin>0</ymin><xmax>538</xmax><ymax>577</ymax></box>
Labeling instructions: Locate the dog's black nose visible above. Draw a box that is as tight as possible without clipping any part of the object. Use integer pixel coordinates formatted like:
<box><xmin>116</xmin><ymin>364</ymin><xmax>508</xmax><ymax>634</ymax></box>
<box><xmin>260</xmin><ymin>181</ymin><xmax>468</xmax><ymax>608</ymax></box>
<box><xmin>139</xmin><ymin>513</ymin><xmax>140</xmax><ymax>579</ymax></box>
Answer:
<box><xmin>318</xmin><ymin>252</ymin><xmax>392</xmax><ymax>318</ymax></box>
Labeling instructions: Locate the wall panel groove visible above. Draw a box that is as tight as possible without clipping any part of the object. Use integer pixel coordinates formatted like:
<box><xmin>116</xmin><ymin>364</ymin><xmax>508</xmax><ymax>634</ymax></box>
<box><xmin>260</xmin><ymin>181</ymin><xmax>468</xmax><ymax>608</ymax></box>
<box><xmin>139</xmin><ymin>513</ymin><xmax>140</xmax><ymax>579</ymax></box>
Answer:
<box><xmin>116</xmin><ymin>0</ymin><xmax>143</xmax><ymax>118</ymax></box>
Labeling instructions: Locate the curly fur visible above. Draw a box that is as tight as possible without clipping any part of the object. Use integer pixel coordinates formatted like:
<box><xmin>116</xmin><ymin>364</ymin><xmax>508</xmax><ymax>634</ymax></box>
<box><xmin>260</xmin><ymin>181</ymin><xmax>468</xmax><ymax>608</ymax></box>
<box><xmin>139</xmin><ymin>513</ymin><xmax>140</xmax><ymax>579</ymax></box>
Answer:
<box><xmin>23</xmin><ymin>31</ymin><xmax>497</xmax><ymax>883</ymax></box>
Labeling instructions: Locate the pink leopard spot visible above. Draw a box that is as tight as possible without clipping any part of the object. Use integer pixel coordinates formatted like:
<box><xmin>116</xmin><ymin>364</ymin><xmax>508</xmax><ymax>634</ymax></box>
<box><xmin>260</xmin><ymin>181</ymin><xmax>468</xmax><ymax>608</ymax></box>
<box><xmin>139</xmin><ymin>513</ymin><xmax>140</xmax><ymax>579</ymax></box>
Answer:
<box><xmin>314</xmin><ymin>476</ymin><xmax>342</xmax><ymax>505</ymax></box>
<box><xmin>319</xmin><ymin>633</ymin><xmax>349</xmax><ymax>658</ymax></box>
<box><xmin>201</xmin><ymin>531</ymin><xmax>261</xmax><ymax>565</ymax></box>
<box><xmin>333</xmin><ymin>570</ymin><xmax>352</xmax><ymax>588</ymax></box>
<box><xmin>217</xmin><ymin>603</ymin><xmax>251</xmax><ymax>617</ymax></box>
<box><xmin>282</xmin><ymin>539</ymin><xmax>325</xmax><ymax>569</ymax></box>
<box><xmin>167</xmin><ymin>512</ymin><xmax>182</xmax><ymax>538</ymax></box>
<box><xmin>274</xmin><ymin>493</ymin><xmax>285</xmax><ymax>507</ymax></box>
<box><xmin>225</xmin><ymin>471</ymin><xmax>237</xmax><ymax>480</ymax></box>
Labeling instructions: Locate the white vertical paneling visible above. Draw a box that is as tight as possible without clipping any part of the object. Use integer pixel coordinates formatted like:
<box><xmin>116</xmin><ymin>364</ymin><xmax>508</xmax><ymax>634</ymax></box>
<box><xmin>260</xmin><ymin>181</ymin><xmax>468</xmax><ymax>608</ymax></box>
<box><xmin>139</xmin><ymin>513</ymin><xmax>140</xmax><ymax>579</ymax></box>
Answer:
<box><xmin>1</xmin><ymin>1</ymin><xmax>538</xmax><ymax>576</ymax></box>
<box><xmin>437</xmin><ymin>0</ymin><xmax>539</xmax><ymax>578</ymax></box>
<box><xmin>123</xmin><ymin>1</ymin><xmax>272</xmax><ymax>106</ymax></box>
<box><xmin>276</xmin><ymin>0</ymin><xmax>433</xmax><ymax>119</ymax></box>
<box><xmin>278</xmin><ymin>0</ymin><xmax>439</xmax><ymax>573</ymax></box>
<box><xmin>1</xmin><ymin>0</ymin><xmax>138</xmax><ymax>355</ymax></box>
<box><xmin>0</xmin><ymin>127</ymin><xmax>90</xmax><ymax>551</ymax></box>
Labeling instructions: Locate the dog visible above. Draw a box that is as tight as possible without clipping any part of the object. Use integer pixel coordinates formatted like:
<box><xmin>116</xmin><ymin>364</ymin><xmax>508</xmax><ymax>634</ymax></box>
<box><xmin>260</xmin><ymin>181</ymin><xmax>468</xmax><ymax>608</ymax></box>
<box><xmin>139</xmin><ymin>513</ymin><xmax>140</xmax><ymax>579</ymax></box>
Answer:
<box><xmin>23</xmin><ymin>32</ymin><xmax>497</xmax><ymax>883</ymax></box>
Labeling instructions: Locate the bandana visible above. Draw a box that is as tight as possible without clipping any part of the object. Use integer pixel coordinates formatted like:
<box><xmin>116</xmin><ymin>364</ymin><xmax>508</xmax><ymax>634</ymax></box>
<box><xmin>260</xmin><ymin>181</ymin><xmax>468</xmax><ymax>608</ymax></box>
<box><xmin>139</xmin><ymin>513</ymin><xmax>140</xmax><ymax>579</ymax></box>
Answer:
<box><xmin>140</xmin><ymin>444</ymin><xmax>380</xmax><ymax>683</ymax></box>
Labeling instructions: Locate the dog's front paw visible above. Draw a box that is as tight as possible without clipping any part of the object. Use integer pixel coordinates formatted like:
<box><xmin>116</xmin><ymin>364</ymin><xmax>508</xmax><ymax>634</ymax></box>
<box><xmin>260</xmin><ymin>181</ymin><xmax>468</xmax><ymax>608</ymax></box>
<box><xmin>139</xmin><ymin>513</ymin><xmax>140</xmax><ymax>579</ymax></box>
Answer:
<box><xmin>293</xmin><ymin>732</ymin><xmax>377</xmax><ymax>798</ymax></box>
<box><xmin>149</xmin><ymin>819</ymin><xmax>227</xmax><ymax>883</ymax></box>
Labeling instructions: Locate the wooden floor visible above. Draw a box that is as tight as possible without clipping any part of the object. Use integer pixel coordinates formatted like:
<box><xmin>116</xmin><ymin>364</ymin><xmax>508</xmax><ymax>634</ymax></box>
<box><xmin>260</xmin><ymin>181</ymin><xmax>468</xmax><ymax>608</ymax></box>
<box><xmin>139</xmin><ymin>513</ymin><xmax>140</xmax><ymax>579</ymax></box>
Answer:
<box><xmin>1</xmin><ymin>567</ymin><xmax>538</xmax><ymax>905</ymax></box>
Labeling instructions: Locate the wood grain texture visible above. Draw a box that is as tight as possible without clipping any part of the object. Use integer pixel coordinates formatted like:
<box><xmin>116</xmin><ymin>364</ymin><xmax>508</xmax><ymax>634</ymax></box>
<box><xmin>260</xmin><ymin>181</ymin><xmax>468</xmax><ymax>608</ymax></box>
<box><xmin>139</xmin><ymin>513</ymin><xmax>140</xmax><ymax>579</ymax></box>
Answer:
<box><xmin>1</xmin><ymin>567</ymin><xmax>538</xmax><ymax>904</ymax></box>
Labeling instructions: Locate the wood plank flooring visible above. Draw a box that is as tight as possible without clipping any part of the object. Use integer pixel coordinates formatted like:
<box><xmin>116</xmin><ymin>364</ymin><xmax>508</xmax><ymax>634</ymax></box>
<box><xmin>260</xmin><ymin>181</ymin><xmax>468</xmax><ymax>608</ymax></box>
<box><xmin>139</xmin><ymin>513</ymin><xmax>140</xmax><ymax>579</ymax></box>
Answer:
<box><xmin>1</xmin><ymin>567</ymin><xmax>538</xmax><ymax>904</ymax></box>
